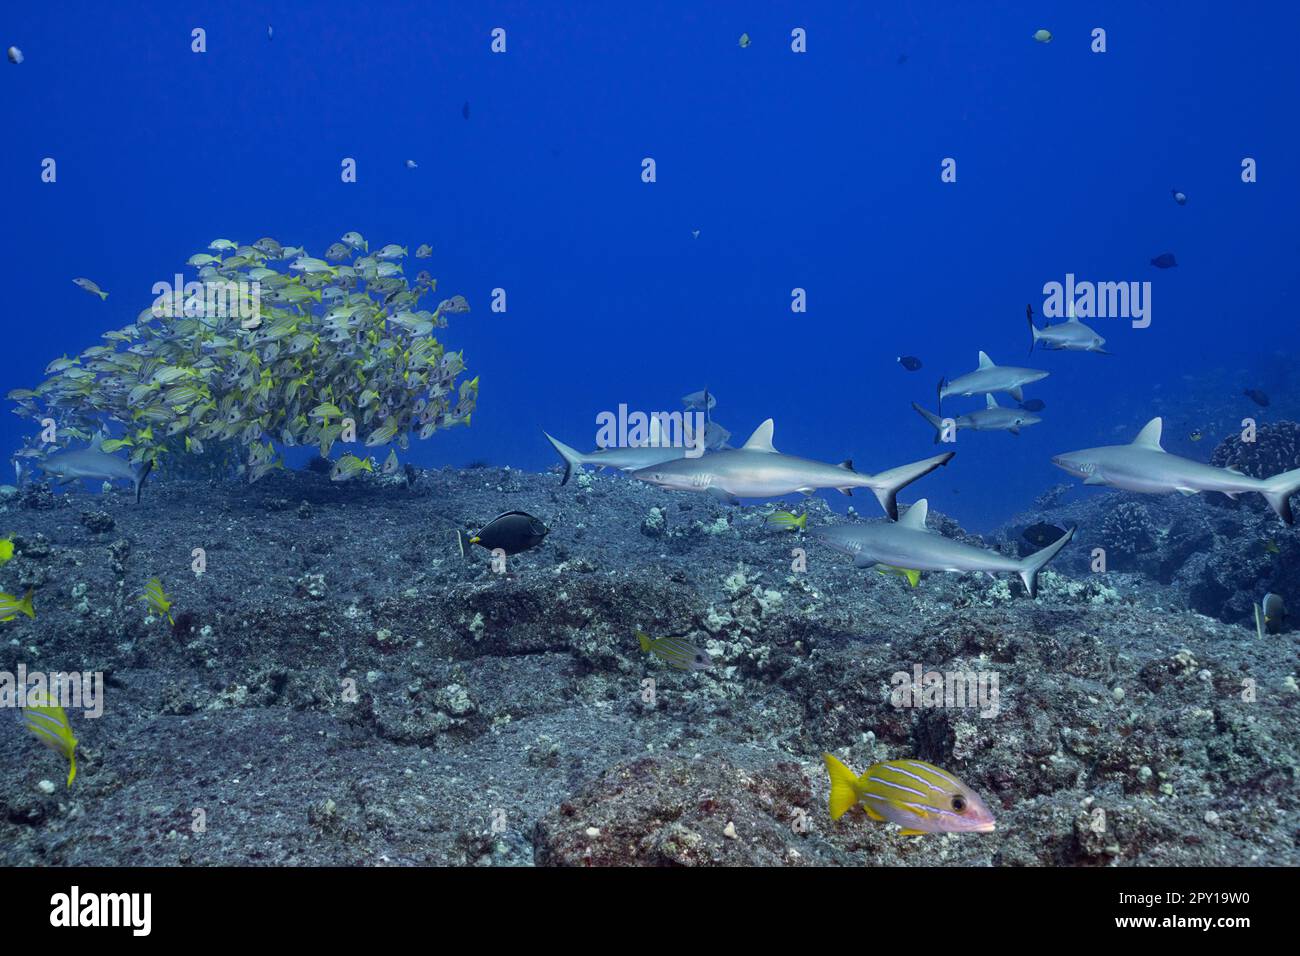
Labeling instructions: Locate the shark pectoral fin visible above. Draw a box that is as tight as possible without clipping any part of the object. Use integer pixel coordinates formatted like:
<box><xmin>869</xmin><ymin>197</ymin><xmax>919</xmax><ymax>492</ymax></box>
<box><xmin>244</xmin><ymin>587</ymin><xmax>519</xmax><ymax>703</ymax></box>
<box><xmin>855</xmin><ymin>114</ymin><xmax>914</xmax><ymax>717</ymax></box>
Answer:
<box><xmin>1008</xmin><ymin>387</ymin><xmax>1024</xmax><ymax>402</ymax></box>
<box><xmin>707</xmin><ymin>488</ymin><xmax>740</xmax><ymax>505</ymax></box>
<box><xmin>853</xmin><ymin>553</ymin><xmax>874</xmax><ymax>569</ymax></box>
<box><xmin>1008</xmin><ymin>427</ymin><xmax>1020</xmax><ymax>436</ymax></box>
<box><xmin>798</xmin><ymin>487</ymin><xmax>816</xmax><ymax>497</ymax></box>
<box><xmin>1222</xmin><ymin>491</ymin><xmax>1240</xmax><ymax>500</ymax></box>
<box><xmin>1176</xmin><ymin>488</ymin><xmax>1199</xmax><ymax>496</ymax></box>
<box><xmin>835</xmin><ymin>487</ymin><xmax>854</xmax><ymax>496</ymax></box>
<box><xmin>1083</xmin><ymin>474</ymin><xmax>1107</xmax><ymax>485</ymax></box>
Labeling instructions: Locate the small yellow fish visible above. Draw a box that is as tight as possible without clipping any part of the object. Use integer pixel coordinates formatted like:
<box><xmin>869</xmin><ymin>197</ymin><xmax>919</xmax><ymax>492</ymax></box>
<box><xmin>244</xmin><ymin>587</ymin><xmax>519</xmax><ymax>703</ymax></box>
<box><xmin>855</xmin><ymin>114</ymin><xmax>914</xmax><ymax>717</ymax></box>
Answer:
<box><xmin>824</xmin><ymin>754</ymin><xmax>995</xmax><ymax>834</ymax></box>
<box><xmin>140</xmin><ymin>577</ymin><xmax>174</xmax><ymax>625</ymax></box>
<box><xmin>0</xmin><ymin>588</ymin><xmax>36</xmax><ymax>621</ymax></box>
<box><xmin>875</xmin><ymin>565</ymin><xmax>922</xmax><ymax>587</ymax></box>
<box><xmin>23</xmin><ymin>692</ymin><xmax>78</xmax><ymax>787</ymax></box>
<box><xmin>0</xmin><ymin>534</ymin><xmax>14</xmax><ymax>565</ymax></box>
<box><xmin>765</xmin><ymin>510</ymin><xmax>807</xmax><ymax>532</ymax></box>
<box><xmin>637</xmin><ymin>631</ymin><xmax>712</xmax><ymax>672</ymax></box>
<box><xmin>738</xmin><ymin>33</ymin><xmax>751</xmax><ymax>48</ymax></box>
<box><xmin>1263</xmin><ymin>539</ymin><xmax>1281</xmax><ymax>555</ymax></box>
<box><xmin>1033</xmin><ymin>29</ymin><xmax>1052</xmax><ymax>43</ymax></box>
<box><xmin>1189</xmin><ymin>430</ymin><xmax>1203</xmax><ymax>442</ymax></box>
<box><xmin>73</xmin><ymin>277</ymin><xmax>108</xmax><ymax>300</ymax></box>
<box><xmin>330</xmin><ymin>455</ymin><xmax>374</xmax><ymax>482</ymax></box>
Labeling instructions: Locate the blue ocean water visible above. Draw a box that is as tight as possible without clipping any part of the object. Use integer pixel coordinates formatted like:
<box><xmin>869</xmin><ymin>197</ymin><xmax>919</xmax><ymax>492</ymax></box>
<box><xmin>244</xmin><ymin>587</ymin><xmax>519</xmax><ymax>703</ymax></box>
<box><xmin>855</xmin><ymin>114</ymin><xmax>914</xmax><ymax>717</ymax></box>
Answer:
<box><xmin>2</xmin><ymin>1</ymin><xmax>1297</xmax><ymax>529</ymax></box>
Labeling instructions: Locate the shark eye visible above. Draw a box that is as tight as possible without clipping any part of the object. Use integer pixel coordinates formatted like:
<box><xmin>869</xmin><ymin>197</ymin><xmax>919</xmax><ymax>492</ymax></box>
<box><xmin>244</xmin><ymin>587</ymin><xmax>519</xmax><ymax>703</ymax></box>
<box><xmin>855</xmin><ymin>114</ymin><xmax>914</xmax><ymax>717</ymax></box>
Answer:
<box><xmin>951</xmin><ymin>795</ymin><xmax>967</xmax><ymax>812</ymax></box>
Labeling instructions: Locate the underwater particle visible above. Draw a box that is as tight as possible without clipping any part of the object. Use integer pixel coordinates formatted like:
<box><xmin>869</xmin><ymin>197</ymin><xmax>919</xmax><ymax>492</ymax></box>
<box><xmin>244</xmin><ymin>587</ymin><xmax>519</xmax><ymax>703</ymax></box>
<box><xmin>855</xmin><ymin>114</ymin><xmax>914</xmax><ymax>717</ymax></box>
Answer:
<box><xmin>462</xmin><ymin>100</ymin><xmax>470</xmax><ymax>119</ymax></box>
<box><xmin>823</xmin><ymin>754</ymin><xmax>995</xmax><ymax>833</ymax></box>
<box><xmin>406</xmin><ymin>159</ymin><xmax>418</xmax><ymax>169</ymax></box>
<box><xmin>637</xmin><ymin>631</ymin><xmax>713</xmax><ymax>672</ymax></box>
<box><xmin>72</xmin><ymin>277</ymin><xmax>108</xmax><ymax>300</ymax></box>
<box><xmin>691</xmin><ymin>229</ymin><xmax>700</xmax><ymax>239</ymax></box>
<box><xmin>738</xmin><ymin>33</ymin><xmax>751</xmax><ymax>48</ymax></box>
<box><xmin>897</xmin><ymin>355</ymin><xmax>922</xmax><ymax>372</ymax></box>
<box><xmin>1171</xmin><ymin>189</ymin><xmax>1187</xmax><ymax>205</ymax></box>
<box><xmin>23</xmin><ymin>694</ymin><xmax>78</xmax><ymax>787</ymax></box>
<box><xmin>765</xmin><ymin>510</ymin><xmax>807</xmax><ymax>532</ymax></box>
<box><xmin>330</xmin><ymin>455</ymin><xmax>373</xmax><ymax>482</ymax></box>
<box><xmin>458</xmin><ymin>511</ymin><xmax>548</xmax><ymax>557</ymax></box>
<box><xmin>7</xmin><ymin>46</ymin><xmax>23</xmax><ymax>64</ymax></box>
<box><xmin>1033</xmin><ymin>29</ymin><xmax>1052</xmax><ymax>43</ymax></box>
<box><xmin>268</xmin><ymin>25</ymin><xmax>273</xmax><ymax>41</ymax></box>
<box><xmin>0</xmin><ymin>588</ymin><xmax>35</xmax><ymax>621</ymax></box>
<box><xmin>140</xmin><ymin>577</ymin><xmax>174</xmax><ymax>625</ymax></box>
<box><xmin>1243</xmin><ymin>388</ymin><xmax>1270</xmax><ymax>407</ymax></box>
<box><xmin>1150</xmin><ymin>253</ymin><xmax>1177</xmax><ymax>268</ymax></box>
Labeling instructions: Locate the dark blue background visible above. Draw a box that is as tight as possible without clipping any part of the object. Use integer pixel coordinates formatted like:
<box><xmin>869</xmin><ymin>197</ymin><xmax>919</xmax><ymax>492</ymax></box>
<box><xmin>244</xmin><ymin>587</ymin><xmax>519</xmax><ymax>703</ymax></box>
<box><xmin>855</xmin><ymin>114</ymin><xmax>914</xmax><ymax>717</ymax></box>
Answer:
<box><xmin>2</xmin><ymin>1</ymin><xmax>1297</xmax><ymax>528</ymax></box>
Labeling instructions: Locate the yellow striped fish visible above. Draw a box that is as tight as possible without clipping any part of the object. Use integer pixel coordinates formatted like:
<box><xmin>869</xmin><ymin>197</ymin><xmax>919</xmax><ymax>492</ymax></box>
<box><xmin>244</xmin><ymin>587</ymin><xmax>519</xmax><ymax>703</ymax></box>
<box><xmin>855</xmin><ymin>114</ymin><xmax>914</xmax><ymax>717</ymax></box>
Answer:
<box><xmin>875</xmin><ymin>565</ymin><xmax>921</xmax><ymax>587</ymax></box>
<box><xmin>823</xmin><ymin>754</ymin><xmax>995</xmax><ymax>834</ymax></box>
<box><xmin>23</xmin><ymin>692</ymin><xmax>78</xmax><ymax>787</ymax></box>
<box><xmin>765</xmin><ymin>510</ymin><xmax>807</xmax><ymax>532</ymax></box>
<box><xmin>140</xmin><ymin>577</ymin><xmax>174</xmax><ymax>625</ymax></box>
<box><xmin>637</xmin><ymin>631</ymin><xmax>713</xmax><ymax>672</ymax></box>
<box><xmin>0</xmin><ymin>588</ymin><xmax>35</xmax><ymax>621</ymax></box>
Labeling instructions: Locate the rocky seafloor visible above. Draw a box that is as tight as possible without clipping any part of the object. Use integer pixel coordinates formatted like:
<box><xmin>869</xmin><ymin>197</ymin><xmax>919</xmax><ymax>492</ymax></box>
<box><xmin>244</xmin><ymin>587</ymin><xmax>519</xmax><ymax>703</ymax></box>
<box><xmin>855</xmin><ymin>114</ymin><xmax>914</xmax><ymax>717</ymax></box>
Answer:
<box><xmin>0</xmin><ymin>459</ymin><xmax>1296</xmax><ymax>867</ymax></box>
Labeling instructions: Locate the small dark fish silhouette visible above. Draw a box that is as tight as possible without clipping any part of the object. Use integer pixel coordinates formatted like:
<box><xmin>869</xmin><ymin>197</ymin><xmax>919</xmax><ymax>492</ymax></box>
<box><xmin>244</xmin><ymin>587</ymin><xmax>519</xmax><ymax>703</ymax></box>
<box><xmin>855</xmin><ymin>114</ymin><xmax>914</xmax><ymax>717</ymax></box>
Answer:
<box><xmin>897</xmin><ymin>355</ymin><xmax>922</xmax><ymax>372</ymax></box>
<box><xmin>1018</xmin><ymin>398</ymin><xmax>1046</xmax><ymax>412</ymax></box>
<box><xmin>458</xmin><ymin>511</ymin><xmax>548</xmax><ymax>557</ymax></box>
<box><xmin>1022</xmin><ymin>522</ymin><xmax>1067</xmax><ymax>548</ymax></box>
<box><xmin>1244</xmin><ymin>388</ymin><xmax>1270</xmax><ymax>407</ymax></box>
<box><xmin>462</xmin><ymin>100</ymin><xmax>470</xmax><ymax>120</ymax></box>
<box><xmin>1151</xmin><ymin>253</ymin><xmax>1178</xmax><ymax>268</ymax></box>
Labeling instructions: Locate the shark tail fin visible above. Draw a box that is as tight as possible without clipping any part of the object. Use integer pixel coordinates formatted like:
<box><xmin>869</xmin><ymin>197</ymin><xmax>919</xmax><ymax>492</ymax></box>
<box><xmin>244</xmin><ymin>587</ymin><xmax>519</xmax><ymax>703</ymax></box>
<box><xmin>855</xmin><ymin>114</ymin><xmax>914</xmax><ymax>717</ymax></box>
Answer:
<box><xmin>133</xmin><ymin>460</ymin><xmax>154</xmax><ymax>504</ymax></box>
<box><xmin>1261</xmin><ymin>467</ymin><xmax>1300</xmax><ymax>525</ymax></box>
<box><xmin>543</xmin><ymin>432</ymin><xmax>585</xmax><ymax>486</ymax></box>
<box><xmin>866</xmin><ymin>452</ymin><xmax>955</xmax><ymax>520</ymax></box>
<box><xmin>911</xmin><ymin>402</ymin><xmax>945</xmax><ymax>444</ymax></box>
<box><xmin>1017</xmin><ymin>526</ymin><xmax>1075</xmax><ymax>598</ymax></box>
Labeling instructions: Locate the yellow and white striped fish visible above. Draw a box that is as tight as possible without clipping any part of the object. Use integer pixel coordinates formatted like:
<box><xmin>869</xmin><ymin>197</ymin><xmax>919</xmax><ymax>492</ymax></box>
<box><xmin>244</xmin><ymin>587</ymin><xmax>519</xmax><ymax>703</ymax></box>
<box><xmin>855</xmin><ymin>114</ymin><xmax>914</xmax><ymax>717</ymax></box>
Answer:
<box><xmin>823</xmin><ymin>754</ymin><xmax>995</xmax><ymax>834</ymax></box>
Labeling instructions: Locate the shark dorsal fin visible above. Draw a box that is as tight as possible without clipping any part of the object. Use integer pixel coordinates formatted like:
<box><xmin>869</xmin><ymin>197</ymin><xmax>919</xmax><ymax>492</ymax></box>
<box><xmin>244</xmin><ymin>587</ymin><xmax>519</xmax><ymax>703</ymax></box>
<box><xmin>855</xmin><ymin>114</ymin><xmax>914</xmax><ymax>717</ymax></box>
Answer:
<box><xmin>1066</xmin><ymin>302</ymin><xmax>1080</xmax><ymax>323</ymax></box>
<box><xmin>985</xmin><ymin>394</ymin><xmax>999</xmax><ymax>410</ymax></box>
<box><xmin>647</xmin><ymin>414</ymin><xmax>663</xmax><ymax>447</ymax></box>
<box><xmin>837</xmin><ymin>459</ymin><xmax>854</xmax><ymax>471</ymax></box>
<box><xmin>898</xmin><ymin>499</ymin><xmax>929</xmax><ymax>529</ymax></box>
<box><xmin>742</xmin><ymin>419</ymin><xmax>777</xmax><ymax>453</ymax></box>
<box><xmin>977</xmin><ymin>351</ymin><xmax>995</xmax><ymax>369</ymax></box>
<box><xmin>1131</xmin><ymin>417</ymin><xmax>1165</xmax><ymax>451</ymax></box>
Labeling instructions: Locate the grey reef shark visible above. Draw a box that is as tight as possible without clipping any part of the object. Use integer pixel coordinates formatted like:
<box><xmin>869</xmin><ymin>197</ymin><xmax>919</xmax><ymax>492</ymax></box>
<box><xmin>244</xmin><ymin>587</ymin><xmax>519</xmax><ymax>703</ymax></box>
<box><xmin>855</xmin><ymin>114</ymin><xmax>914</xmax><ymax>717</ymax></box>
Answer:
<box><xmin>629</xmin><ymin>419</ymin><xmax>952</xmax><ymax>518</ymax></box>
<box><xmin>812</xmin><ymin>498</ymin><xmax>1075</xmax><ymax>598</ymax></box>
<box><xmin>1052</xmin><ymin>417</ymin><xmax>1300</xmax><ymax>524</ymax></box>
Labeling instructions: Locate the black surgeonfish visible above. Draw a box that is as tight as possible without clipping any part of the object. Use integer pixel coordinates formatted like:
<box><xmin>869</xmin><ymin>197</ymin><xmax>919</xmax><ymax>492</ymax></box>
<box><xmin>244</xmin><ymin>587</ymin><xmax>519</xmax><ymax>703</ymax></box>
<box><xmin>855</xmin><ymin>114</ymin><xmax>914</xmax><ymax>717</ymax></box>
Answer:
<box><xmin>458</xmin><ymin>511</ymin><xmax>548</xmax><ymax>557</ymax></box>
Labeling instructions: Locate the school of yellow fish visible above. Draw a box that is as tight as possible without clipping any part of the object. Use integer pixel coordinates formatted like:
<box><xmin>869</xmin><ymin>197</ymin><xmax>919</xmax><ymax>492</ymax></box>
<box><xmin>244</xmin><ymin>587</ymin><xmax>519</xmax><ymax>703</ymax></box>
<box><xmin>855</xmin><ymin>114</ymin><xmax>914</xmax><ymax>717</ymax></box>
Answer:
<box><xmin>9</xmin><ymin>233</ymin><xmax>477</xmax><ymax>482</ymax></box>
